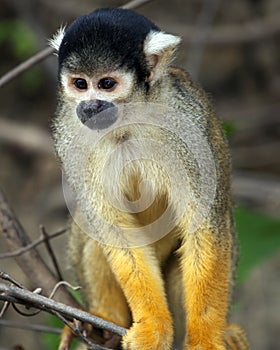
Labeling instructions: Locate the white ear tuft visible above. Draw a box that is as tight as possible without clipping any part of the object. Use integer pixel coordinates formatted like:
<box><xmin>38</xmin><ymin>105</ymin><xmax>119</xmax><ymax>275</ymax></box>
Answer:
<box><xmin>144</xmin><ymin>31</ymin><xmax>181</xmax><ymax>83</ymax></box>
<box><xmin>49</xmin><ymin>26</ymin><xmax>66</xmax><ymax>52</ymax></box>
<box><xmin>144</xmin><ymin>31</ymin><xmax>181</xmax><ymax>56</ymax></box>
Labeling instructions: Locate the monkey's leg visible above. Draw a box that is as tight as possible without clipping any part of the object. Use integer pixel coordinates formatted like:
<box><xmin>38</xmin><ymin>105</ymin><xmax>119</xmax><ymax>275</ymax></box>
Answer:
<box><xmin>180</xmin><ymin>226</ymin><xmax>231</xmax><ymax>350</ymax></box>
<box><xmin>102</xmin><ymin>245</ymin><xmax>173</xmax><ymax>350</ymax></box>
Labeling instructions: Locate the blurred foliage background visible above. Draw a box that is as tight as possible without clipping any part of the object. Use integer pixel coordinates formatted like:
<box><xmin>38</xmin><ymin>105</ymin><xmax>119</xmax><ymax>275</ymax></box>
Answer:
<box><xmin>0</xmin><ymin>0</ymin><xmax>279</xmax><ymax>349</ymax></box>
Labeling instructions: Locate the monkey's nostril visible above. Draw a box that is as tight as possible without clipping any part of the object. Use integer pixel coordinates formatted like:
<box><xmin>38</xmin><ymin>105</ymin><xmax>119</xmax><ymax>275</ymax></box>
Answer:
<box><xmin>81</xmin><ymin>100</ymin><xmax>99</xmax><ymax>116</ymax></box>
<box><xmin>83</xmin><ymin>106</ymin><xmax>94</xmax><ymax>116</ymax></box>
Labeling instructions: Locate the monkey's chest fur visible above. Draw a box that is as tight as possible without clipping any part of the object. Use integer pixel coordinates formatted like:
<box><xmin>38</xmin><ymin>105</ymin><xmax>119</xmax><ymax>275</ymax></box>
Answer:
<box><xmin>57</xmin><ymin>122</ymin><xmax>192</xmax><ymax>251</ymax></box>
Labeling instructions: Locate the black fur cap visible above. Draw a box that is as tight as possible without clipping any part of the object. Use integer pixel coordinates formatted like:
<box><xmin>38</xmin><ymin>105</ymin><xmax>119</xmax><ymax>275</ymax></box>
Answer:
<box><xmin>58</xmin><ymin>8</ymin><xmax>160</xmax><ymax>82</ymax></box>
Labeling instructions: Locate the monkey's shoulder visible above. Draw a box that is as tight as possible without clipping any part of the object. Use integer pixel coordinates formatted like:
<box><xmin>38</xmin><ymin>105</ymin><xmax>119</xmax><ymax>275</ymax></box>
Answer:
<box><xmin>168</xmin><ymin>67</ymin><xmax>208</xmax><ymax>100</ymax></box>
<box><xmin>167</xmin><ymin>67</ymin><xmax>214</xmax><ymax>116</ymax></box>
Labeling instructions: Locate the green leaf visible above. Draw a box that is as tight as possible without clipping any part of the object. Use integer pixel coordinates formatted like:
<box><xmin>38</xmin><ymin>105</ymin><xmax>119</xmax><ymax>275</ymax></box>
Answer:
<box><xmin>222</xmin><ymin>121</ymin><xmax>236</xmax><ymax>138</ymax></box>
<box><xmin>235</xmin><ymin>206</ymin><xmax>280</xmax><ymax>282</ymax></box>
<box><xmin>41</xmin><ymin>316</ymin><xmax>63</xmax><ymax>349</ymax></box>
<box><xmin>0</xmin><ymin>20</ymin><xmax>36</xmax><ymax>58</ymax></box>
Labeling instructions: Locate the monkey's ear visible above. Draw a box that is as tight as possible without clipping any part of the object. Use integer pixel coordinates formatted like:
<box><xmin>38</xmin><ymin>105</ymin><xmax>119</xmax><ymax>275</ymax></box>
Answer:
<box><xmin>144</xmin><ymin>31</ymin><xmax>181</xmax><ymax>83</ymax></box>
<box><xmin>49</xmin><ymin>26</ymin><xmax>66</xmax><ymax>53</ymax></box>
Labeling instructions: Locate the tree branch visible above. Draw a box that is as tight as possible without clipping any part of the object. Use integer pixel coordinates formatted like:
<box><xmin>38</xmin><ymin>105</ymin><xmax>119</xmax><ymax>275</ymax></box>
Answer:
<box><xmin>0</xmin><ymin>282</ymin><xmax>127</xmax><ymax>337</ymax></box>
<box><xmin>0</xmin><ymin>47</ymin><xmax>54</xmax><ymax>88</ymax></box>
<box><xmin>40</xmin><ymin>225</ymin><xmax>64</xmax><ymax>280</ymax></box>
<box><xmin>0</xmin><ymin>227</ymin><xmax>66</xmax><ymax>259</ymax></box>
<box><xmin>121</xmin><ymin>0</ymin><xmax>154</xmax><ymax>10</ymax></box>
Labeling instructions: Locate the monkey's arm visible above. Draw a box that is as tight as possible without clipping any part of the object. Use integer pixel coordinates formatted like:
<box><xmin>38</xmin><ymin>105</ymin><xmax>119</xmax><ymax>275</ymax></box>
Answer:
<box><xmin>180</xmin><ymin>222</ymin><xmax>248</xmax><ymax>350</ymax></box>
<box><xmin>102</xmin><ymin>245</ymin><xmax>173</xmax><ymax>350</ymax></box>
<box><xmin>181</xmin><ymin>225</ymin><xmax>231</xmax><ymax>350</ymax></box>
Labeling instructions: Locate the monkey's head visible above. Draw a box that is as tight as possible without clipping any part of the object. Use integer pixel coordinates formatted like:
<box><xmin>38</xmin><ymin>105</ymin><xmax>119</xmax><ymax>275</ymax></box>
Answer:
<box><xmin>50</xmin><ymin>8</ymin><xmax>180</xmax><ymax>130</ymax></box>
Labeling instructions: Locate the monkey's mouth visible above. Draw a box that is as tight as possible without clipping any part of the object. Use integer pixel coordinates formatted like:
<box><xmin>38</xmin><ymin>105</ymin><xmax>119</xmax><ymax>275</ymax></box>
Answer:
<box><xmin>76</xmin><ymin>99</ymin><xmax>118</xmax><ymax>130</ymax></box>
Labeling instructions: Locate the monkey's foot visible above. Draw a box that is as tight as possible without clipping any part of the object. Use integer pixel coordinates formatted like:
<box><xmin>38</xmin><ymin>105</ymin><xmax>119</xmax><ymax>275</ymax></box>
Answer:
<box><xmin>58</xmin><ymin>312</ymin><xmax>121</xmax><ymax>350</ymax></box>
<box><xmin>225</xmin><ymin>323</ymin><xmax>249</xmax><ymax>350</ymax></box>
<box><xmin>122</xmin><ymin>319</ymin><xmax>173</xmax><ymax>350</ymax></box>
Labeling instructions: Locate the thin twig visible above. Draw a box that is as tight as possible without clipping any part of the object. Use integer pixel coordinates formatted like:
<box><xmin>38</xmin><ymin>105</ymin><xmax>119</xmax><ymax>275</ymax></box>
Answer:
<box><xmin>40</xmin><ymin>225</ymin><xmax>63</xmax><ymax>281</ymax></box>
<box><xmin>121</xmin><ymin>0</ymin><xmax>154</xmax><ymax>10</ymax></box>
<box><xmin>0</xmin><ymin>271</ymin><xmax>26</xmax><ymax>289</ymax></box>
<box><xmin>52</xmin><ymin>311</ymin><xmax>90</xmax><ymax>346</ymax></box>
<box><xmin>48</xmin><ymin>281</ymin><xmax>81</xmax><ymax>300</ymax></box>
<box><xmin>0</xmin><ymin>301</ymin><xmax>10</xmax><ymax>317</ymax></box>
<box><xmin>0</xmin><ymin>319</ymin><xmax>61</xmax><ymax>334</ymax></box>
<box><xmin>12</xmin><ymin>303</ymin><xmax>41</xmax><ymax>317</ymax></box>
<box><xmin>0</xmin><ymin>47</ymin><xmax>54</xmax><ymax>88</ymax></box>
<box><xmin>0</xmin><ymin>227</ymin><xmax>67</xmax><ymax>259</ymax></box>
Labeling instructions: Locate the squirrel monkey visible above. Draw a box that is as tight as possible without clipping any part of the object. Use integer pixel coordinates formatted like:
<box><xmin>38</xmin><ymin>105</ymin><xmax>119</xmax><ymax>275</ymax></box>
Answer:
<box><xmin>51</xmin><ymin>8</ymin><xmax>249</xmax><ymax>350</ymax></box>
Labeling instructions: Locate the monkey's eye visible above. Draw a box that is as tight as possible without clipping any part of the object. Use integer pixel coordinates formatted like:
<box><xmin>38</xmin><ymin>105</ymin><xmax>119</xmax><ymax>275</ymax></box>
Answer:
<box><xmin>98</xmin><ymin>78</ymin><xmax>117</xmax><ymax>91</ymax></box>
<box><xmin>73</xmin><ymin>78</ymin><xmax>88</xmax><ymax>90</ymax></box>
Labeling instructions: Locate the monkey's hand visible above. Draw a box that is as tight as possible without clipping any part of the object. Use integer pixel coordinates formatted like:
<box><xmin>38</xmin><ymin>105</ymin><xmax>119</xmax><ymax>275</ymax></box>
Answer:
<box><xmin>58</xmin><ymin>321</ymin><xmax>121</xmax><ymax>350</ymax></box>
<box><xmin>122</xmin><ymin>316</ymin><xmax>173</xmax><ymax>350</ymax></box>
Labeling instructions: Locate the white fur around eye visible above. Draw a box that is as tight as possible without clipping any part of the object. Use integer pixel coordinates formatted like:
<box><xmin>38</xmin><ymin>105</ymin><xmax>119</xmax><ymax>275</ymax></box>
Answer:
<box><xmin>60</xmin><ymin>70</ymin><xmax>135</xmax><ymax>103</ymax></box>
<box><xmin>144</xmin><ymin>31</ymin><xmax>181</xmax><ymax>56</ymax></box>
<box><xmin>49</xmin><ymin>26</ymin><xmax>66</xmax><ymax>52</ymax></box>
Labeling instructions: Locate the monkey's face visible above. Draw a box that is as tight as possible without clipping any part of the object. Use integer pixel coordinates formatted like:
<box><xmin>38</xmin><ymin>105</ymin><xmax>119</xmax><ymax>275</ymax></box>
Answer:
<box><xmin>60</xmin><ymin>67</ymin><xmax>136</xmax><ymax>129</ymax></box>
